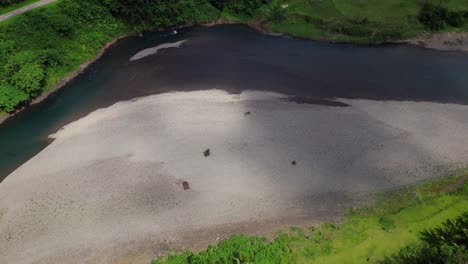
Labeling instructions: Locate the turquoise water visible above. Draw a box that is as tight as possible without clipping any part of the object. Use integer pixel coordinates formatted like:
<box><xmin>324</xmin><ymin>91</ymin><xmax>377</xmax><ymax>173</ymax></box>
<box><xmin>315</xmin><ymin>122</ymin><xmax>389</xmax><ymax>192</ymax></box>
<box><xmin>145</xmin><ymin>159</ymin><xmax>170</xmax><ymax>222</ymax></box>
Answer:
<box><xmin>1</xmin><ymin>25</ymin><xmax>468</xmax><ymax>182</ymax></box>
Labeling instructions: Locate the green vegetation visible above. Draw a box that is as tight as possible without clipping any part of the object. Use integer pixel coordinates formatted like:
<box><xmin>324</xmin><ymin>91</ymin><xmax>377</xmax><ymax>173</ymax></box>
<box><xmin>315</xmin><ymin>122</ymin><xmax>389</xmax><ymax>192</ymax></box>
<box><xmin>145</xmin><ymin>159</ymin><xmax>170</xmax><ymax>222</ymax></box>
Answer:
<box><xmin>0</xmin><ymin>0</ymin><xmax>128</xmax><ymax>112</ymax></box>
<box><xmin>262</xmin><ymin>0</ymin><xmax>421</xmax><ymax>42</ymax></box>
<box><xmin>0</xmin><ymin>0</ymin><xmax>219</xmax><ymax>114</ymax></box>
<box><xmin>153</xmin><ymin>172</ymin><xmax>468</xmax><ymax>263</ymax></box>
<box><xmin>204</xmin><ymin>149</ymin><xmax>211</xmax><ymax>157</ymax></box>
<box><xmin>0</xmin><ymin>0</ymin><xmax>41</xmax><ymax>15</ymax></box>
<box><xmin>154</xmin><ymin>235</ymin><xmax>292</xmax><ymax>264</ymax></box>
<box><xmin>0</xmin><ymin>0</ymin><xmax>28</xmax><ymax>6</ymax></box>
<box><xmin>418</xmin><ymin>2</ymin><xmax>466</xmax><ymax>30</ymax></box>
<box><xmin>259</xmin><ymin>0</ymin><xmax>468</xmax><ymax>43</ymax></box>
<box><xmin>381</xmin><ymin>212</ymin><xmax>468</xmax><ymax>264</ymax></box>
<box><xmin>0</xmin><ymin>0</ymin><xmax>467</xmax><ymax>114</ymax></box>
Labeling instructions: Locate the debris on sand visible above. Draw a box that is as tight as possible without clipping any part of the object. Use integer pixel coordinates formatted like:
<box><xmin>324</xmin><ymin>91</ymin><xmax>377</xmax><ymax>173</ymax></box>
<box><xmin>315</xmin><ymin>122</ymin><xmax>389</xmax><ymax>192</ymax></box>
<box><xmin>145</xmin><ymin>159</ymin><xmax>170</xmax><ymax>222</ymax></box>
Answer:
<box><xmin>203</xmin><ymin>149</ymin><xmax>210</xmax><ymax>157</ymax></box>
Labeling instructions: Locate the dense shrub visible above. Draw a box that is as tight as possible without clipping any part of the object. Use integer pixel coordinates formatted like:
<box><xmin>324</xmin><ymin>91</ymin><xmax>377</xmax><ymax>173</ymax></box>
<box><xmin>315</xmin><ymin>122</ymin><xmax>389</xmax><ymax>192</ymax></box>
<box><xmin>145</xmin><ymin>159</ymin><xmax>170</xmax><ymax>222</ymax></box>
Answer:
<box><xmin>0</xmin><ymin>0</ymin><xmax>124</xmax><ymax>112</ymax></box>
<box><xmin>0</xmin><ymin>0</ymin><xmax>25</xmax><ymax>7</ymax></box>
<box><xmin>0</xmin><ymin>0</ymin><xmax>221</xmax><ymax>113</ymax></box>
<box><xmin>446</xmin><ymin>11</ymin><xmax>464</xmax><ymax>27</ymax></box>
<box><xmin>104</xmin><ymin>0</ymin><xmax>219</xmax><ymax>26</ymax></box>
<box><xmin>0</xmin><ymin>85</ymin><xmax>28</xmax><ymax>112</ymax></box>
<box><xmin>229</xmin><ymin>0</ymin><xmax>261</xmax><ymax>16</ymax></box>
<box><xmin>418</xmin><ymin>2</ymin><xmax>448</xmax><ymax>30</ymax></box>
<box><xmin>418</xmin><ymin>2</ymin><xmax>466</xmax><ymax>30</ymax></box>
<box><xmin>222</xmin><ymin>0</ymin><xmax>266</xmax><ymax>16</ymax></box>
<box><xmin>153</xmin><ymin>235</ymin><xmax>292</xmax><ymax>264</ymax></box>
<box><xmin>380</xmin><ymin>212</ymin><xmax>468</xmax><ymax>264</ymax></box>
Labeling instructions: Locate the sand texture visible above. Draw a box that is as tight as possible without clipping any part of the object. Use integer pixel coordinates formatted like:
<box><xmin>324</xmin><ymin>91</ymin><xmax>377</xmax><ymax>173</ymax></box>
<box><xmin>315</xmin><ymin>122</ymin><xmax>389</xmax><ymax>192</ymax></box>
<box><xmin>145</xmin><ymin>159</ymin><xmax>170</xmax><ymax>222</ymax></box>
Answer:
<box><xmin>130</xmin><ymin>40</ymin><xmax>188</xmax><ymax>61</ymax></box>
<box><xmin>406</xmin><ymin>32</ymin><xmax>468</xmax><ymax>52</ymax></box>
<box><xmin>1</xmin><ymin>90</ymin><xmax>468</xmax><ymax>263</ymax></box>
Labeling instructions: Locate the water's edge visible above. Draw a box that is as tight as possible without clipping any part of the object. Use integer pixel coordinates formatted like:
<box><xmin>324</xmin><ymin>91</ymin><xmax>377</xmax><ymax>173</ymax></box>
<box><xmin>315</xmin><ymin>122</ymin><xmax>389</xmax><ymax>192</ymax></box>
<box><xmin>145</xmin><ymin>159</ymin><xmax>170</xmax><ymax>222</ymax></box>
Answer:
<box><xmin>1</xmin><ymin>21</ymin><xmax>465</xmax><ymax>126</ymax></box>
<box><xmin>0</xmin><ymin>33</ymin><xmax>136</xmax><ymax>125</ymax></box>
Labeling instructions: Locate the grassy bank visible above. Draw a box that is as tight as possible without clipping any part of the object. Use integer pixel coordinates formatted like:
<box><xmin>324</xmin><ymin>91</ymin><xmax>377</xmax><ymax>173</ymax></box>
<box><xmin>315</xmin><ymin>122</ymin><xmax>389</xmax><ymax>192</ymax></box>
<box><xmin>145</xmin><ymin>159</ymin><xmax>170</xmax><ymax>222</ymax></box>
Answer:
<box><xmin>221</xmin><ymin>0</ymin><xmax>468</xmax><ymax>43</ymax></box>
<box><xmin>153</xmin><ymin>171</ymin><xmax>468</xmax><ymax>263</ymax></box>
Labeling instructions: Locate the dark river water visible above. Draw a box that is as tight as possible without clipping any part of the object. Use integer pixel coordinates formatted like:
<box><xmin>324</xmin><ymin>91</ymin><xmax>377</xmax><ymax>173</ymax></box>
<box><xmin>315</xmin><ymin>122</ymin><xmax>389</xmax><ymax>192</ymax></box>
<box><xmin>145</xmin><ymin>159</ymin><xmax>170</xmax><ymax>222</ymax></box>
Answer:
<box><xmin>1</xmin><ymin>24</ymin><xmax>468</xmax><ymax>182</ymax></box>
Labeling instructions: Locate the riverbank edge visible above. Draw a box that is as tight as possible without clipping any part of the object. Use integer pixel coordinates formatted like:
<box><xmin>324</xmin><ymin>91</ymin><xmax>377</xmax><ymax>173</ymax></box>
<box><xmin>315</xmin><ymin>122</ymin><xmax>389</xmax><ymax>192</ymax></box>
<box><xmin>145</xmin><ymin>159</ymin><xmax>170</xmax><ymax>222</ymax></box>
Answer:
<box><xmin>0</xmin><ymin>21</ymin><xmax>466</xmax><ymax>126</ymax></box>
<box><xmin>150</xmin><ymin>171</ymin><xmax>468</xmax><ymax>264</ymax></box>
<box><xmin>246</xmin><ymin>19</ymin><xmax>468</xmax><ymax>52</ymax></box>
<box><xmin>0</xmin><ymin>32</ymin><xmax>137</xmax><ymax>125</ymax></box>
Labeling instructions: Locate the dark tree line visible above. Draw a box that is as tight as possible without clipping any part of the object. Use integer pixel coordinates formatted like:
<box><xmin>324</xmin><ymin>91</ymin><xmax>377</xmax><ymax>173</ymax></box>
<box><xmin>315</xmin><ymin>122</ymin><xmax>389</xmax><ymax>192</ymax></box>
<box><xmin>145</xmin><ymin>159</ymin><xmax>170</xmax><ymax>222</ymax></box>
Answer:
<box><xmin>0</xmin><ymin>0</ymin><xmax>25</xmax><ymax>7</ymax></box>
<box><xmin>418</xmin><ymin>1</ymin><xmax>467</xmax><ymax>30</ymax></box>
<box><xmin>105</xmin><ymin>0</ymin><xmax>269</xmax><ymax>23</ymax></box>
<box><xmin>208</xmin><ymin>0</ymin><xmax>266</xmax><ymax>16</ymax></box>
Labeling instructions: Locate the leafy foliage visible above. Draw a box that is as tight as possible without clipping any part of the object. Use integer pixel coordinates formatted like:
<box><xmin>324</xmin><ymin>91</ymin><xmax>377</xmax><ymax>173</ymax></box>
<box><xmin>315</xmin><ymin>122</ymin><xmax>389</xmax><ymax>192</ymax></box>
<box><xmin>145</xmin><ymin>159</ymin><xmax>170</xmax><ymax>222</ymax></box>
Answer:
<box><xmin>0</xmin><ymin>85</ymin><xmax>28</xmax><ymax>112</ymax></box>
<box><xmin>209</xmin><ymin>0</ymin><xmax>268</xmax><ymax>17</ymax></box>
<box><xmin>0</xmin><ymin>0</ymin><xmax>26</xmax><ymax>7</ymax></box>
<box><xmin>153</xmin><ymin>235</ymin><xmax>292</xmax><ymax>264</ymax></box>
<box><xmin>418</xmin><ymin>2</ymin><xmax>466</xmax><ymax>30</ymax></box>
<box><xmin>223</xmin><ymin>0</ymin><xmax>263</xmax><ymax>16</ymax></box>
<box><xmin>0</xmin><ymin>0</ymin><xmax>220</xmax><ymax>113</ymax></box>
<box><xmin>11</xmin><ymin>63</ymin><xmax>44</xmax><ymax>95</ymax></box>
<box><xmin>105</xmin><ymin>0</ymin><xmax>219</xmax><ymax>27</ymax></box>
<box><xmin>380</xmin><ymin>212</ymin><xmax>468</xmax><ymax>264</ymax></box>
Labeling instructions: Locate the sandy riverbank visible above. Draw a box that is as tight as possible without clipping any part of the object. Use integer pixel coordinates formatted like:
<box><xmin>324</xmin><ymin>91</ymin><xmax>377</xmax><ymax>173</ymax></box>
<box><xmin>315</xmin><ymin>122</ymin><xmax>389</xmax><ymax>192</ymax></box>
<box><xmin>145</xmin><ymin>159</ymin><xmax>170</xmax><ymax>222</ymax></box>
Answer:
<box><xmin>1</xmin><ymin>90</ymin><xmax>467</xmax><ymax>263</ymax></box>
<box><xmin>405</xmin><ymin>32</ymin><xmax>468</xmax><ymax>52</ymax></box>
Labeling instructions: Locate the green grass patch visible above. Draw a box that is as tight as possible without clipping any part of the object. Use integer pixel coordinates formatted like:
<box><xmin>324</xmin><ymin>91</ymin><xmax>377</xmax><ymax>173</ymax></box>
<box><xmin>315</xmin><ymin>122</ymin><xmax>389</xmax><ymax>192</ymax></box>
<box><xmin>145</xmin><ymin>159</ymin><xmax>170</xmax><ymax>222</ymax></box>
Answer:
<box><xmin>260</xmin><ymin>0</ymin><xmax>468</xmax><ymax>43</ymax></box>
<box><xmin>0</xmin><ymin>0</ymin><xmax>42</xmax><ymax>16</ymax></box>
<box><xmin>153</xmin><ymin>170</ymin><xmax>468</xmax><ymax>264</ymax></box>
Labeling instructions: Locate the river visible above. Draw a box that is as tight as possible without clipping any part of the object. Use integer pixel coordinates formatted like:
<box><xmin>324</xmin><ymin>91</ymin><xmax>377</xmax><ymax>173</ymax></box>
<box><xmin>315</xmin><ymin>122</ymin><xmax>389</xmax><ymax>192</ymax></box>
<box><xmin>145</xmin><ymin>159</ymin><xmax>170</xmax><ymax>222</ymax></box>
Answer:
<box><xmin>1</xmin><ymin>24</ymin><xmax>468</xmax><ymax>182</ymax></box>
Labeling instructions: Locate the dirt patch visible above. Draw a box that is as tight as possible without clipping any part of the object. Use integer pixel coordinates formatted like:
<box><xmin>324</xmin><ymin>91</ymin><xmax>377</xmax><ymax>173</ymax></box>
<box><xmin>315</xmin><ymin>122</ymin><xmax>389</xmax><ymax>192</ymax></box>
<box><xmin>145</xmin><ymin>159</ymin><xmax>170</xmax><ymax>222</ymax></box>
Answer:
<box><xmin>282</xmin><ymin>96</ymin><xmax>350</xmax><ymax>107</ymax></box>
<box><xmin>427</xmin><ymin>173</ymin><xmax>468</xmax><ymax>195</ymax></box>
<box><xmin>182</xmin><ymin>181</ymin><xmax>190</xmax><ymax>190</ymax></box>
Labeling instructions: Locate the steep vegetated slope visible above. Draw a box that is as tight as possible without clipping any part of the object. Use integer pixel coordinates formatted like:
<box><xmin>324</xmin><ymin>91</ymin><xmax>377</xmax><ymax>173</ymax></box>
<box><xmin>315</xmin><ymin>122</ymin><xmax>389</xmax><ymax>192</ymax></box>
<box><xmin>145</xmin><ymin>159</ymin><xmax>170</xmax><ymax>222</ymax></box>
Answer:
<box><xmin>0</xmin><ymin>0</ymin><xmax>467</xmax><ymax>114</ymax></box>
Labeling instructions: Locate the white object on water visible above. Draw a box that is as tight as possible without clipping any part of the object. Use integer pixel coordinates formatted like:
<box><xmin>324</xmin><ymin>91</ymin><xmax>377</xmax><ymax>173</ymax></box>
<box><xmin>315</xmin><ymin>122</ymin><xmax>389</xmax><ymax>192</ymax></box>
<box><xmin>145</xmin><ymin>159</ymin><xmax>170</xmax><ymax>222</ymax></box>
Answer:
<box><xmin>130</xmin><ymin>39</ymin><xmax>188</xmax><ymax>61</ymax></box>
